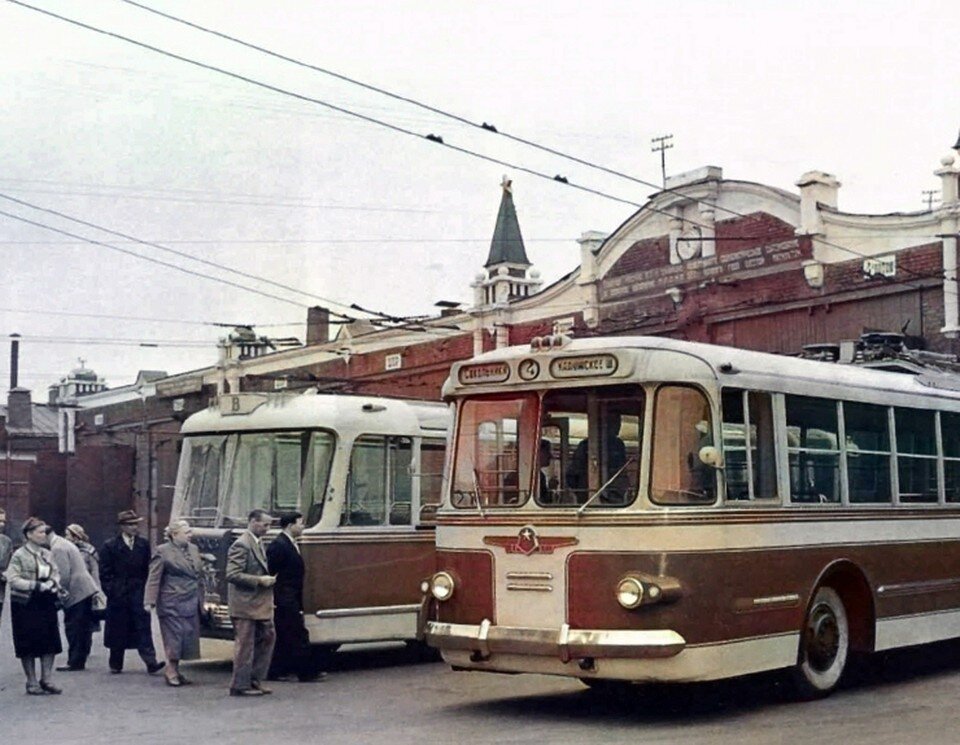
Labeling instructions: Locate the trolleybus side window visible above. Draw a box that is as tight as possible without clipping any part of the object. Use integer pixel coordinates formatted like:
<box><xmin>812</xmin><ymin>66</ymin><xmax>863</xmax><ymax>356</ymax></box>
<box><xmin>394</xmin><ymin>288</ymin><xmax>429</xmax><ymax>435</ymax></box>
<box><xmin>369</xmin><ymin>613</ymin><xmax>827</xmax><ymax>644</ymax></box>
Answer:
<box><xmin>943</xmin><ymin>411</ymin><xmax>960</xmax><ymax>502</ymax></box>
<box><xmin>650</xmin><ymin>386</ymin><xmax>715</xmax><ymax>505</ymax></box>
<box><xmin>895</xmin><ymin>408</ymin><xmax>938</xmax><ymax>503</ymax></box>
<box><xmin>721</xmin><ymin>389</ymin><xmax>777</xmax><ymax>501</ymax></box>
<box><xmin>418</xmin><ymin>438</ymin><xmax>447</xmax><ymax>524</ymax></box>
<box><xmin>538</xmin><ymin>385</ymin><xmax>642</xmax><ymax>508</ymax></box>
<box><xmin>302</xmin><ymin>431</ymin><xmax>336</xmax><ymax>526</ymax></box>
<box><xmin>343</xmin><ymin>435</ymin><xmax>413</xmax><ymax>526</ymax></box>
<box><xmin>786</xmin><ymin>396</ymin><xmax>841</xmax><ymax>504</ymax></box>
<box><xmin>451</xmin><ymin>395</ymin><xmax>539</xmax><ymax>508</ymax></box>
<box><xmin>274</xmin><ymin>433</ymin><xmax>303</xmax><ymax>511</ymax></box>
<box><xmin>843</xmin><ymin>402</ymin><xmax>891</xmax><ymax>504</ymax></box>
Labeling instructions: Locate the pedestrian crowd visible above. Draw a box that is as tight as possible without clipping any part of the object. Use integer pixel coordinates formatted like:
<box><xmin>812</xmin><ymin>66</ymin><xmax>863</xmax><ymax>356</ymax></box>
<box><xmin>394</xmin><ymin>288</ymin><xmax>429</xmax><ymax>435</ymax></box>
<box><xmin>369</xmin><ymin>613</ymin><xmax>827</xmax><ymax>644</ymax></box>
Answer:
<box><xmin>0</xmin><ymin>506</ymin><xmax>326</xmax><ymax>696</ymax></box>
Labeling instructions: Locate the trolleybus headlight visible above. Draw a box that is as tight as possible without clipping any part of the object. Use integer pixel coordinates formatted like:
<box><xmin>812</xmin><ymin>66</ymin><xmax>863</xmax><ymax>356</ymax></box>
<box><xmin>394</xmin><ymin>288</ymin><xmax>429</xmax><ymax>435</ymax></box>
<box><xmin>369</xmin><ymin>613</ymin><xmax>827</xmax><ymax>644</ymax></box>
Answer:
<box><xmin>430</xmin><ymin>571</ymin><xmax>455</xmax><ymax>602</ymax></box>
<box><xmin>616</xmin><ymin>577</ymin><xmax>644</xmax><ymax>609</ymax></box>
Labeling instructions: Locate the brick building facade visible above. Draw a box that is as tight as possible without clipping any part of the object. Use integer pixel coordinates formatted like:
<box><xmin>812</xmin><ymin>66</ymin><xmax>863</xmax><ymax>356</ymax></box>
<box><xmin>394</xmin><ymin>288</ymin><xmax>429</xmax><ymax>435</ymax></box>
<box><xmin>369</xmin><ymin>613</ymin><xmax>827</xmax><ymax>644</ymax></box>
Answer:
<box><xmin>46</xmin><ymin>133</ymin><xmax>960</xmax><ymax>544</ymax></box>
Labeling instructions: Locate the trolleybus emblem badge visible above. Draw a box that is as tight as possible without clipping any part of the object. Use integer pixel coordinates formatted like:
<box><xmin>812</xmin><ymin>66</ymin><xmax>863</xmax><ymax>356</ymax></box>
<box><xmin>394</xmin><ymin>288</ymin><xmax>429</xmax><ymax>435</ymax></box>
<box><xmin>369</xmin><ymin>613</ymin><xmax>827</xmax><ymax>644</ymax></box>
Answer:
<box><xmin>483</xmin><ymin>526</ymin><xmax>578</xmax><ymax>556</ymax></box>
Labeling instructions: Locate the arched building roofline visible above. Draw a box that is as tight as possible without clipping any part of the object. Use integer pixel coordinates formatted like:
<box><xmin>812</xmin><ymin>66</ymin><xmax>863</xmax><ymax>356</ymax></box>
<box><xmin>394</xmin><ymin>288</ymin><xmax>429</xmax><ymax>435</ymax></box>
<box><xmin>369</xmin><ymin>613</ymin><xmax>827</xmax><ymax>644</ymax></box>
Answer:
<box><xmin>592</xmin><ymin>177</ymin><xmax>802</xmax><ymax>282</ymax></box>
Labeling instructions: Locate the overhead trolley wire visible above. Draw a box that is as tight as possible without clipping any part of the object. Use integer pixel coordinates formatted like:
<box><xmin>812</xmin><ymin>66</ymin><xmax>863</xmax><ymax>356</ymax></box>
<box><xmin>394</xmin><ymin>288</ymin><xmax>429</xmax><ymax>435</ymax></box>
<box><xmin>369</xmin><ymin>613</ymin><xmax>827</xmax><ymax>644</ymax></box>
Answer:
<box><xmin>0</xmin><ymin>192</ymin><xmax>360</xmax><ymax>318</ymax></box>
<box><xmin>8</xmin><ymin>1</ymin><xmax>948</xmax><ymax>299</ymax></box>
<box><xmin>119</xmin><ymin>0</ymin><xmax>952</xmax><ymax>293</ymax></box>
<box><xmin>0</xmin><ymin>207</ymin><xmax>310</xmax><ymax>309</ymax></box>
<box><xmin>0</xmin><ymin>306</ymin><xmax>307</xmax><ymax>329</ymax></box>
<box><xmin>5</xmin><ymin>1</ymin><xmax>651</xmax><ymax>215</ymax></box>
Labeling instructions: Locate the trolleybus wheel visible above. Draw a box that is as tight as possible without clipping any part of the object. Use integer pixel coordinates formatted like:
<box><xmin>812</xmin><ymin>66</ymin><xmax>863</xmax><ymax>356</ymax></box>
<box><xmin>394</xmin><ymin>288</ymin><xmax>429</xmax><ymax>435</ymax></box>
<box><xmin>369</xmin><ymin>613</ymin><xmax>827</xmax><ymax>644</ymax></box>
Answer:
<box><xmin>792</xmin><ymin>586</ymin><xmax>849</xmax><ymax>699</ymax></box>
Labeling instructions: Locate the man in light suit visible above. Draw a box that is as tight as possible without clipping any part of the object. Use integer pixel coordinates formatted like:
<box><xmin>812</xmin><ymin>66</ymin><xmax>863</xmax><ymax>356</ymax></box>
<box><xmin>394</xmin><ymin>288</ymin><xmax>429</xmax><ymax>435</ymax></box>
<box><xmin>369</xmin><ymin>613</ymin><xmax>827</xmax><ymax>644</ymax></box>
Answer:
<box><xmin>225</xmin><ymin>509</ymin><xmax>276</xmax><ymax>697</ymax></box>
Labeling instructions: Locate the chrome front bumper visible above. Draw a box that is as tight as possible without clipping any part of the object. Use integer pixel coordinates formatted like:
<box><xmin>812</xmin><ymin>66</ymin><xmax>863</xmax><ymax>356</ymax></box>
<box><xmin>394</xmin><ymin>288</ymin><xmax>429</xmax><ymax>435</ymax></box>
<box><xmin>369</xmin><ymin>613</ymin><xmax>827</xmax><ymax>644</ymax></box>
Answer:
<box><xmin>425</xmin><ymin>620</ymin><xmax>685</xmax><ymax>662</ymax></box>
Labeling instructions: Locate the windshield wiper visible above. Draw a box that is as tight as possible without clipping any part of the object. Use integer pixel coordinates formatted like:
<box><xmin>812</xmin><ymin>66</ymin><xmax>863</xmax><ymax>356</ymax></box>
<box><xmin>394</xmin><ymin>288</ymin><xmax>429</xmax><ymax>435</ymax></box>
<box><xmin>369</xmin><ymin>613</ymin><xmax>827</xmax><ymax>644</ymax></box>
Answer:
<box><xmin>577</xmin><ymin>457</ymin><xmax>636</xmax><ymax>516</ymax></box>
<box><xmin>472</xmin><ymin>468</ymin><xmax>486</xmax><ymax>518</ymax></box>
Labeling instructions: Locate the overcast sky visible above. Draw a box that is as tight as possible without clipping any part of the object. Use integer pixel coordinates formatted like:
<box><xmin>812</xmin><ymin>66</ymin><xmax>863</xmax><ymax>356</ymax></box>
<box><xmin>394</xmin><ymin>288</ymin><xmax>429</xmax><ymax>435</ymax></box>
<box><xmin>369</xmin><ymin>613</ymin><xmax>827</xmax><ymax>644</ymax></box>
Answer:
<box><xmin>2</xmin><ymin>0</ymin><xmax>959</xmax><ymax>401</ymax></box>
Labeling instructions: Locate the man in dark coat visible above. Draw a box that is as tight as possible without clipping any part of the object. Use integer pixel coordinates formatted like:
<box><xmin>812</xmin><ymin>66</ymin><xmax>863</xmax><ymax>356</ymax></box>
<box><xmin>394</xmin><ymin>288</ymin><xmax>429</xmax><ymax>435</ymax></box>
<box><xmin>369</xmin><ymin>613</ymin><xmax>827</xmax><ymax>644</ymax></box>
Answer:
<box><xmin>100</xmin><ymin>510</ymin><xmax>164</xmax><ymax>674</ymax></box>
<box><xmin>266</xmin><ymin>512</ymin><xmax>325</xmax><ymax>682</ymax></box>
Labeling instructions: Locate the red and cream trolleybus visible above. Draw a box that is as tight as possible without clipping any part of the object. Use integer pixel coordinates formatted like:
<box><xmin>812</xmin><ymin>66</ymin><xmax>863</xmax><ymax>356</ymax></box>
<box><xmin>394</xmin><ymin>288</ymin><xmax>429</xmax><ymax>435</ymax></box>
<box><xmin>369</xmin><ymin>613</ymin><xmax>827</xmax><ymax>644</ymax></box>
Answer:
<box><xmin>171</xmin><ymin>390</ymin><xmax>449</xmax><ymax>658</ymax></box>
<box><xmin>422</xmin><ymin>334</ymin><xmax>960</xmax><ymax>696</ymax></box>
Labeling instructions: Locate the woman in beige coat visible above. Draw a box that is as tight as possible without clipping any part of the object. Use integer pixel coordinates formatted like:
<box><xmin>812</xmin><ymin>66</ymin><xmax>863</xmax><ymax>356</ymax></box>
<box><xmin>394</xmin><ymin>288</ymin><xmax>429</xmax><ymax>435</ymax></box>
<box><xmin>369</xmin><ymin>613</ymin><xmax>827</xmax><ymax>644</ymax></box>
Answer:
<box><xmin>144</xmin><ymin>520</ymin><xmax>204</xmax><ymax>687</ymax></box>
<box><xmin>5</xmin><ymin>517</ymin><xmax>64</xmax><ymax>695</ymax></box>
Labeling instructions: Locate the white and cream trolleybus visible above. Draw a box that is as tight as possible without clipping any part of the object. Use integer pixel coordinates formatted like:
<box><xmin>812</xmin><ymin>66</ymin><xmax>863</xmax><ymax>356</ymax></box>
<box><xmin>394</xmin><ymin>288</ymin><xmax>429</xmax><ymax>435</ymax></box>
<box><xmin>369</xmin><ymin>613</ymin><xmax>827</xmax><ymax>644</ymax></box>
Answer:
<box><xmin>171</xmin><ymin>390</ymin><xmax>449</xmax><ymax>660</ymax></box>
<box><xmin>422</xmin><ymin>334</ymin><xmax>960</xmax><ymax>696</ymax></box>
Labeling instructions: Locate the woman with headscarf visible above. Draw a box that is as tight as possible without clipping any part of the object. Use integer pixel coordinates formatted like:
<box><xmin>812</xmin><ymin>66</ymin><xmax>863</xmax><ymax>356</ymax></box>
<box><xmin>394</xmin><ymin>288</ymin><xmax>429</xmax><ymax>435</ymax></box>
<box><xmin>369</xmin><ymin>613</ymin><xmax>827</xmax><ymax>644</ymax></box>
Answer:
<box><xmin>65</xmin><ymin>523</ymin><xmax>106</xmax><ymax>627</ymax></box>
<box><xmin>144</xmin><ymin>520</ymin><xmax>204</xmax><ymax>687</ymax></box>
<box><xmin>4</xmin><ymin>517</ymin><xmax>64</xmax><ymax>694</ymax></box>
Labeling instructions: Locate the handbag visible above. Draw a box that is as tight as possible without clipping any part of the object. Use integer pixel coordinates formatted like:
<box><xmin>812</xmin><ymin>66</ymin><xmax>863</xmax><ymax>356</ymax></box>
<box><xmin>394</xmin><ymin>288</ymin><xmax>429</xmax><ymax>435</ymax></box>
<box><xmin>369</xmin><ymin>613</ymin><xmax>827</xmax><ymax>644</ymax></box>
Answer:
<box><xmin>91</xmin><ymin>590</ymin><xmax>108</xmax><ymax>621</ymax></box>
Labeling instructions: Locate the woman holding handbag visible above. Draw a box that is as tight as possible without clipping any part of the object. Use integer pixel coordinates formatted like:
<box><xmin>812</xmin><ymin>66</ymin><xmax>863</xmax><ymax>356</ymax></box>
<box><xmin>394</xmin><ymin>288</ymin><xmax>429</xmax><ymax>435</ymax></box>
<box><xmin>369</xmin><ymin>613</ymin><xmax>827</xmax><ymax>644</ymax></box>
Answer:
<box><xmin>4</xmin><ymin>517</ymin><xmax>65</xmax><ymax>695</ymax></box>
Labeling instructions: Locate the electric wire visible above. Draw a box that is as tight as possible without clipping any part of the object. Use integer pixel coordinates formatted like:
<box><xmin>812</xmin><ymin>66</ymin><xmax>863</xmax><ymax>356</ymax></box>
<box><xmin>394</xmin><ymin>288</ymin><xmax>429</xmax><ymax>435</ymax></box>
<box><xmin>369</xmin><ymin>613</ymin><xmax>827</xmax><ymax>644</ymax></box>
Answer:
<box><xmin>7</xmin><ymin>2</ymin><xmax>952</xmax><ymax>319</ymax></box>
<box><xmin>119</xmin><ymin>0</ymin><xmax>953</xmax><ymax>291</ymax></box>
<box><xmin>4</xmin><ymin>1</ymin><xmax>656</xmax><ymax>216</ymax></box>
<box><xmin>0</xmin><ymin>306</ymin><xmax>307</xmax><ymax>328</ymax></box>
<box><xmin>0</xmin><ymin>192</ymin><xmax>359</xmax><ymax>318</ymax></box>
<box><xmin>0</xmin><ymin>207</ymin><xmax>311</xmax><ymax>309</ymax></box>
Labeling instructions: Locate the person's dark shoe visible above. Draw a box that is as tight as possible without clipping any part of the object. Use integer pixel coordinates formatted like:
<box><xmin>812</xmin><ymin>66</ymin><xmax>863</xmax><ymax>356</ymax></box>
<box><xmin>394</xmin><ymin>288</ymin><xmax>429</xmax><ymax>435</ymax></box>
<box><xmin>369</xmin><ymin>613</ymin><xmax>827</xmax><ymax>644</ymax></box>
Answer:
<box><xmin>146</xmin><ymin>661</ymin><xmax>165</xmax><ymax>674</ymax></box>
<box><xmin>250</xmin><ymin>679</ymin><xmax>272</xmax><ymax>694</ymax></box>
<box><xmin>39</xmin><ymin>681</ymin><xmax>62</xmax><ymax>695</ymax></box>
<box><xmin>56</xmin><ymin>666</ymin><xmax>84</xmax><ymax>672</ymax></box>
<box><xmin>229</xmin><ymin>687</ymin><xmax>264</xmax><ymax>697</ymax></box>
<box><xmin>266</xmin><ymin>673</ymin><xmax>298</xmax><ymax>682</ymax></box>
<box><xmin>109</xmin><ymin>668</ymin><xmax>122</xmax><ymax>674</ymax></box>
<box><xmin>177</xmin><ymin>674</ymin><xmax>193</xmax><ymax>685</ymax></box>
<box><xmin>299</xmin><ymin>672</ymin><xmax>328</xmax><ymax>682</ymax></box>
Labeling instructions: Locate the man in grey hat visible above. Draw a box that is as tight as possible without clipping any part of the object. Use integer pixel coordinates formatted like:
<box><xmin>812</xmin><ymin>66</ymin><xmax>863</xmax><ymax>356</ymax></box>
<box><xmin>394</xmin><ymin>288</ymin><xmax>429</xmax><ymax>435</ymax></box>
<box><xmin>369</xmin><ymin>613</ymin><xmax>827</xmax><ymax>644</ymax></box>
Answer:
<box><xmin>0</xmin><ymin>508</ymin><xmax>12</xmax><ymax>628</ymax></box>
<box><xmin>100</xmin><ymin>510</ymin><xmax>164</xmax><ymax>674</ymax></box>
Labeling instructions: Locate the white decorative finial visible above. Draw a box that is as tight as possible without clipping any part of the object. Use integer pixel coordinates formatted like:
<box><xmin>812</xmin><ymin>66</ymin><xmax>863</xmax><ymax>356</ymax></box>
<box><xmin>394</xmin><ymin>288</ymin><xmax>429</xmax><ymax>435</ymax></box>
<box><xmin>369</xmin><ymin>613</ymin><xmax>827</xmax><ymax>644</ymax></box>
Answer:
<box><xmin>500</xmin><ymin>175</ymin><xmax>512</xmax><ymax>193</ymax></box>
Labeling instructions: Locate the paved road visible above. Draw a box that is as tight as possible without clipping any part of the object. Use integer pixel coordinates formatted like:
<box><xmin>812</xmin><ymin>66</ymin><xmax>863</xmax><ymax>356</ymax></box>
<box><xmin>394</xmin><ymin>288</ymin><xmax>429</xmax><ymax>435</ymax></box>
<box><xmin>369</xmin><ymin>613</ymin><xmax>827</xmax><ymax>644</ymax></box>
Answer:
<box><xmin>4</xmin><ymin>609</ymin><xmax>960</xmax><ymax>744</ymax></box>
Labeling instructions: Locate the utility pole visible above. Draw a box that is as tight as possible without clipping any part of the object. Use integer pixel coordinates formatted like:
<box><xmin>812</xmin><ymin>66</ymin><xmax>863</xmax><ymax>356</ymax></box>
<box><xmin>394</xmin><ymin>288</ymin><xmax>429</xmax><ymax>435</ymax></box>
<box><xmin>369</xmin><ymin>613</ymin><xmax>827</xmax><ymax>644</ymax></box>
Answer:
<box><xmin>923</xmin><ymin>189</ymin><xmax>941</xmax><ymax>210</ymax></box>
<box><xmin>651</xmin><ymin>134</ymin><xmax>674</xmax><ymax>189</ymax></box>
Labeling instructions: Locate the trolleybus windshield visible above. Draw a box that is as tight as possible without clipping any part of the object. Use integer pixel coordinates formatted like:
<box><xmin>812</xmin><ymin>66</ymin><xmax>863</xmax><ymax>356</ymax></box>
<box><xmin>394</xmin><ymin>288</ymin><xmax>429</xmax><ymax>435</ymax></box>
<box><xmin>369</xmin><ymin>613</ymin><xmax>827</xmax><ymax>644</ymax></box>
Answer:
<box><xmin>451</xmin><ymin>385</ymin><xmax>643</xmax><ymax>509</ymax></box>
<box><xmin>178</xmin><ymin>429</ymin><xmax>336</xmax><ymax>528</ymax></box>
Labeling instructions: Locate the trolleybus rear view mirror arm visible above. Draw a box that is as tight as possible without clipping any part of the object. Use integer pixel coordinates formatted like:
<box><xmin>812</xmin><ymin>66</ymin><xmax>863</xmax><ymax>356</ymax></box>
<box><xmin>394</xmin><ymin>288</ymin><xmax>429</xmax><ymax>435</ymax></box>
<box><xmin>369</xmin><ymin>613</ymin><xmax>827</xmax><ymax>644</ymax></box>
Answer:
<box><xmin>577</xmin><ymin>457</ymin><xmax>636</xmax><ymax>515</ymax></box>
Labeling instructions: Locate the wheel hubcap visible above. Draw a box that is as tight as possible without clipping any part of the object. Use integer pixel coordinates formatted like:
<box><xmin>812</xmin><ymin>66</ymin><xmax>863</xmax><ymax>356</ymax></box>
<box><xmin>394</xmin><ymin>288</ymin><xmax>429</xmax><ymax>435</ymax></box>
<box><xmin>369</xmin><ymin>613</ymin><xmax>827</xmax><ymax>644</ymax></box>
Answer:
<box><xmin>806</xmin><ymin>602</ymin><xmax>840</xmax><ymax>672</ymax></box>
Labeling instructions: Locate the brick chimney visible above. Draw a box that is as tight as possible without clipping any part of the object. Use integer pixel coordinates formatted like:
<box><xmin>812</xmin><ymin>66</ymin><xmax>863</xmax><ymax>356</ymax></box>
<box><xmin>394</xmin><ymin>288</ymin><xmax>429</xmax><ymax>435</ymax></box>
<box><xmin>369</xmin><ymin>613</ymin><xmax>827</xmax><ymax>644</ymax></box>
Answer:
<box><xmin>306</xmin><ymin>306</ymin><xmax>330</xmax><ymax>346</ymax></box>
<box><xmin>7</xmin><ymin>388</ymin><xmax>33</xmax><ymax>430</ymax></box>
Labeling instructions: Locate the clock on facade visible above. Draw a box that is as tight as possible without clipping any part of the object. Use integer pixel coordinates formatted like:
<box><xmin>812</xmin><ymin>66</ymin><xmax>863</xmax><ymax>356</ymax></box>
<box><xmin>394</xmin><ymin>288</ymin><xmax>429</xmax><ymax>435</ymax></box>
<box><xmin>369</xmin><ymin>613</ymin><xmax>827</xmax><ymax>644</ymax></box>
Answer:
<box><xmin>677</xmin><ymin>226</ymin><xmax>703</xmax><ymax>261</ymax></box>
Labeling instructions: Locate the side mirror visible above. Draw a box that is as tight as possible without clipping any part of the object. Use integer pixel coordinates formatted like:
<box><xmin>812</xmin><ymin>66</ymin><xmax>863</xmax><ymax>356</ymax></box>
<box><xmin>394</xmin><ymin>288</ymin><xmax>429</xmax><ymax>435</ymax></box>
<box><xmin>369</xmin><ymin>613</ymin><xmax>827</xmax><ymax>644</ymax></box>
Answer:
<box><xmin>698</xmin><ymin>445</ymin><xmax>723</xmax><ymax>469</ymax></box>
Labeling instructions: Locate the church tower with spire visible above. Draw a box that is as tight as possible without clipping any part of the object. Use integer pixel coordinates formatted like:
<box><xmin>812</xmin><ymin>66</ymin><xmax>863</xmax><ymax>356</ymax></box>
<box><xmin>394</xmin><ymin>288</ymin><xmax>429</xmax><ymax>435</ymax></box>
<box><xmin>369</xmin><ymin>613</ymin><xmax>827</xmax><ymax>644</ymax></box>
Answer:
<box><xmin>472</xmin><ymin>177</ymin><xmax>542</xmax><ymax>307</ymax></box>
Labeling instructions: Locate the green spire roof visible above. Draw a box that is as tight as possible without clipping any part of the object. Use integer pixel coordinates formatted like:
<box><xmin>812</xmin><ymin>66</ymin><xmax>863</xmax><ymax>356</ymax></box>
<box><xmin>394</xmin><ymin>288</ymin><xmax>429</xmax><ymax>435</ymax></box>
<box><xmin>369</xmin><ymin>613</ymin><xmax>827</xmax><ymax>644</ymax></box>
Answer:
<box><xmin>485</xmin><ymin>177</ymin><xmax>530</xmax><ymax>268</ymax></box>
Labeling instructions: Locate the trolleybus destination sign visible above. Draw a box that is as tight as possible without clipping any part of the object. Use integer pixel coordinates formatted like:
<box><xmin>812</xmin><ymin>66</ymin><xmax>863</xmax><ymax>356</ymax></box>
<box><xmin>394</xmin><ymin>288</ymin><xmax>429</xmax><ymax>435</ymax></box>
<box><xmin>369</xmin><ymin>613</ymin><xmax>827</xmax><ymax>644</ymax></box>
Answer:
<box><xmin>549</xmin><ymin>354</ymin><xmax>618</xmax><ymax>378</ymax></box>
<box><xmin>458</xmin><ymin>362</ymin><xmax>510</xmax><ymax>385</ymax></box>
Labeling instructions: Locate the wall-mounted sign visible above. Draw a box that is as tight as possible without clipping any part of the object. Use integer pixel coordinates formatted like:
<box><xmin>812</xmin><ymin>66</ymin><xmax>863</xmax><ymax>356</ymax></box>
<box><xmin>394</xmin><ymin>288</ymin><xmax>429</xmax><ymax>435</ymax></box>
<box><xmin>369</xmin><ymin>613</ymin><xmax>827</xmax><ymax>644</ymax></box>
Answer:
<box><xmin>550</xmin><ymin>354</ymin><xmax>618</xmax><ymax>379</ymax></box>
<box><xmin>385</xmin><ymin>353</ymin><xmax>402</xmax><ymax>371</ymax></box>
<box><xmin>863</xmin><ymin>255</ymin><xmax>896</xmax><ymax>278</ymax></box>
<box><xmin>458</xmin><ymin>362</ymin><xmax>510</xmax><ymax>385</ymax></box>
